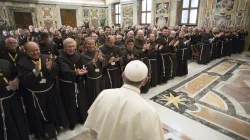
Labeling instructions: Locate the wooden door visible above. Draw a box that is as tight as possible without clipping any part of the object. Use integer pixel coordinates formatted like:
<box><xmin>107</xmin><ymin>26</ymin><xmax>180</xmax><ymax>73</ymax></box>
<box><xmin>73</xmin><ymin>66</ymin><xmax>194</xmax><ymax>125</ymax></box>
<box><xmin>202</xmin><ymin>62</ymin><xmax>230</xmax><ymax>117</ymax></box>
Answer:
<box><xmin>60</xmin><ymin>9</ymin><xmax>77</xmax><ymax>27</ymax></box>
<box><xmin>13</xmin><ymin>12</ymin><xmax>33</xmax><ymax>29</ymax></box>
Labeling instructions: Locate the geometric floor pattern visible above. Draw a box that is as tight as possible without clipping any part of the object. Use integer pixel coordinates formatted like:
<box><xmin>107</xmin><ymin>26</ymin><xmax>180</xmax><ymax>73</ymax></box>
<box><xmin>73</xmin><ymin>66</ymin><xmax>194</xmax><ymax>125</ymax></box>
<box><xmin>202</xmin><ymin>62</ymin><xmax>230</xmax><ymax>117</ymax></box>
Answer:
<box><xmin>151</xmin><ymin>59</ymin><xmax>250</xmax><ymax>140</ymax></box>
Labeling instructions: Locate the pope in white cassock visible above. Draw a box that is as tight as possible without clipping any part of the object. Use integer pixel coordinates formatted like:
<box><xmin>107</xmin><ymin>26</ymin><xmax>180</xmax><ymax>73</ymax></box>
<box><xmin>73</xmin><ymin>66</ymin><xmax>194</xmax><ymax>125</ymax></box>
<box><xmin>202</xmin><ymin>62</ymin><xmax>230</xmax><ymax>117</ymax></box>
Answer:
<box><xmin>84</xmin><ymin>60</ymin><xmax>165</xmax><ymax>140</ymax></box>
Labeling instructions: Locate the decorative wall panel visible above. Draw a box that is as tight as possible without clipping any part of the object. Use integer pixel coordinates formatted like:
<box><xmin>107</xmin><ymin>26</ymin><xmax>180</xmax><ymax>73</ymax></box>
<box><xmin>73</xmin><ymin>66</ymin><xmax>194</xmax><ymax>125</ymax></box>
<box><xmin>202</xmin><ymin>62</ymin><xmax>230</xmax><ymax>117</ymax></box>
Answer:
<box><xmin>153</xmin><ymin>0</ymin><xmax>170</xmax><ymax>27</ymax></box>
<box><xmin>0</xmin><ymin>5</ymin><xmax>7</xmax><ymax>26</ymax></box>
<box><xmin>82</xmin><ymin>7</ymin><xmax>107</xmax><ymax>28</ymax></box>
<box><xmin>202</xmin><ymin>0</ymin><xmax>249</xmax><ymax>28</ymax></box>
<box><xmin>234</xmin><ymin>12</ymin><xmax>244</xmax><ymax>27</ymax></box>
<box><xmin>215</xmin><ymin>0</ymin><xmax>235</xmax><ymax>12</ymax></box>
<box><xmin>156</xmin><ymin>2</ymin><xmax>169</xmax><ymax>14</ymax></box>
<box><xmin>121</xmin><ymin>4</ymin><xmax>133</xmax><ymax>26</ymax></box>
<box><xmin>36</xmin><ymin>4</ymin><xmax>58</xmax><ymax>28</ymax></box>
<box><xmin>237</xmin><ymin>0</ymin><xmax>248</xmax><ymax>11</ymax></box>
<box><xmin>203</xmin><ymin>14</ymin><xmax>211</xmax><ymax>27</ymax></box>
<box><xmin>213</xmin><ymin>14</ymin><xmax>232</xmax><ymax>27</ymax></box>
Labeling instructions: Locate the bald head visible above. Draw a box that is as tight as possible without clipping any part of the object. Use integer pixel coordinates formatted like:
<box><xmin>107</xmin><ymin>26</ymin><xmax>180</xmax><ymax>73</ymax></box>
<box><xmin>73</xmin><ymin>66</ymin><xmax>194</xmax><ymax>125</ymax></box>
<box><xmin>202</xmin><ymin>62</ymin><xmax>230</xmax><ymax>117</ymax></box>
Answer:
<box><xmin>116</xmin><ymin>35</ymin><xmax>123</xmax><ymax>42</ymax></box>
<box><xmin>106</xmin><ymin>35</ymin><xmax>116</xmax><ymax>48</ymax></box>
<box><xmin>169</xmin><ymin>31</ymin><xmax>176</xmax><ymax>39</ymax></box>
<box><xmin>136</xmin><ymin>30</ymin><xmax>144</xmax><ymax>40</ymax></box>
<box><xmin>148</xmin><ymin>33</ymin><xmax>155</xmax><ymax>42</ymax></box>
<box><xmin>25</xmin><ymin>42</ymin><xmax>40</xmax><ymax>59</ymax></box>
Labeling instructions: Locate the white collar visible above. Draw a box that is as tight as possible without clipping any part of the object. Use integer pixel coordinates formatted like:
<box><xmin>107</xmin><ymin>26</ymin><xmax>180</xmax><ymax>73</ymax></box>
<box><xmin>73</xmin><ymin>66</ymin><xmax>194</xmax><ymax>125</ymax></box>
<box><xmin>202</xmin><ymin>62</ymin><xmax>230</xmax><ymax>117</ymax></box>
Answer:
<box><xmin>122</xmin><ymin>84</ymin><xmax>141</xmax><ymax>94</ymax></box>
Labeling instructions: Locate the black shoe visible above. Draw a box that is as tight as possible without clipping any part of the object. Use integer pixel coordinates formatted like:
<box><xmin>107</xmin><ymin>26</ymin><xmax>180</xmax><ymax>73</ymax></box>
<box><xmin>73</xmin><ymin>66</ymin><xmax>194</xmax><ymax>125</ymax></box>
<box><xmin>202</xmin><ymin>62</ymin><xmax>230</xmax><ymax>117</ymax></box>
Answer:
<box><xmin>69</xmin><ymin>124</ymin><xmax>75</xmax><ymax>130</ymax></box>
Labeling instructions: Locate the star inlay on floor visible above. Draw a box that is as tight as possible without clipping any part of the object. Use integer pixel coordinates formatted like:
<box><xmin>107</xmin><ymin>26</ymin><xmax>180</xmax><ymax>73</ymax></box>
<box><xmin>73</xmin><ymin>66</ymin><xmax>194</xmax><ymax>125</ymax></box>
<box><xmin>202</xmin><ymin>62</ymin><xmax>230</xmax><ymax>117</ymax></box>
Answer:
<box><xmin>151</xmin><ymin>58</ymin><xmax>250</xmax><ymax>140</ymax></box>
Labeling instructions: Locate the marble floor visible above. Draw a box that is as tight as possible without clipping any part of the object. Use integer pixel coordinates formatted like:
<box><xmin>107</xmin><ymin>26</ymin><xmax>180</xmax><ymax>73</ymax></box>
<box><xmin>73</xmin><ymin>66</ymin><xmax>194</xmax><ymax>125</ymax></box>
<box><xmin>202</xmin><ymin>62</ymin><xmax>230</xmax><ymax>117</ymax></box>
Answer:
<box><xmin>57</xmin><ymin>52</ymin><xmax>250</xmax><ymax>140</ymax></box>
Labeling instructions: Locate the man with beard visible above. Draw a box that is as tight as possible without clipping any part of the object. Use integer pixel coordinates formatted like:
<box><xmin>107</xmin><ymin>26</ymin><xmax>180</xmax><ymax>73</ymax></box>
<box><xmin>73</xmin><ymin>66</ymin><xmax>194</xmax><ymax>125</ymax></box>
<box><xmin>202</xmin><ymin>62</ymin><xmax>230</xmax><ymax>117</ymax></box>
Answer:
<box><xmin>62</xmin><ymin>28</ymin><xmax>71</xmax><ymax>40</ymax></box>
<box><xmin>99</xmin><ymin>35</ymin><xmax>123</xmax><ymax>89</ymax></box>
<box><xmin>18</xmin><ymin>42</ymin><xmax>69</xmax><ymax>140</ymax></box>
<box><xmin>175</xmin><ymin>31</ymin><xmax>189</xmax><ymax>76</ymax></box>
<box><xmin>91</xmin><ymin>32</ymin><xmax>102</xmax><ymax>49</ymax></box>
<box><xmin>165</xmin><ymin>31</ymin><xmax>177</xmax><ymax>79</ymax></box>
<box><xmin>156</xmin><ymin>27</ymin><xmax>174</xmax><ymax>84</ymax></box>
<box><xmin>0</xmin><ymin>59</ymin><xmax>30</xmax><ymax>140</ymax></box>
<box><xmin>190</xmin><ymin>28</ymin><xmax>201</xmax><ymax>61</ymax></box>
<box><xmin>81</xmin><ymin>37</ymin><xmax>107</xmax><ymax>108</ymax></box>
<box><xmin>38</xmin><ymin>32</ymin><xmax>59</xmax><ymax>58</ymax></box>
<box><xmin>99</xmin><ymin>26</ymin><xmax>111</xmax><ymax>45</ymax></box>
<box><xmin>199</xmin><ymin>28</ymin><xmax>213</xmax><ymax>64</ymax></box>
<box><xmin>144</xmin><ymin>33</ymin><xmax>158</xmax><ymax>87</ymax></box>
<box><xmin>19</xmin><ymin>29</ymin><xmax>37</xmax><ymax>47</ymax></box>
<box><xmin>53</xmin><ymin>30</ymin><xmax>64</xmax><ymax>50</ymax></box>
<box><xmin>115</xmin><ymin>34</ymin><xmax>125</xmax><ymax>50</ymax></box>
<box><xmin>57</xmin><ymin>38</ymin><xmax>88</xmax><ymax>130</ymax></box>
<box><xmin>134</xmin><ymin>30</ymin><xmax>146</xmax><ymax>51</ymax></box>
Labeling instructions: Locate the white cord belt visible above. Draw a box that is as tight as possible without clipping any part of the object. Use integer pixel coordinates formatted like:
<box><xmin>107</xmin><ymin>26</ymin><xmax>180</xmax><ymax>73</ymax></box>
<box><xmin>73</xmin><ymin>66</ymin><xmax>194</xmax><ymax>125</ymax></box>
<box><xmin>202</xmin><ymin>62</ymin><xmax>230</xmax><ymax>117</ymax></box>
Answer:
<box><xmin>59</xmin><ymin>79</ymin><xmax>79</xmax><ymax>107</ymax></box>
<box><xmin>26</xmin><ymin>83</ymin><xmax>54</xmax><ymax>121</ymax></box>
<box><xmin>107</xmin><ymin>67</ymin><xmax>118</xmax><ymax>88</ymax></box>
<box><xmin>0</xmin><ymin>92</ymin><xmax>16</xmax><ymax>140</ymax></box>
<box><xmin>87</xmin><ymin>75</ymin><xmax>102</xmax><ymax>80</ymax></box>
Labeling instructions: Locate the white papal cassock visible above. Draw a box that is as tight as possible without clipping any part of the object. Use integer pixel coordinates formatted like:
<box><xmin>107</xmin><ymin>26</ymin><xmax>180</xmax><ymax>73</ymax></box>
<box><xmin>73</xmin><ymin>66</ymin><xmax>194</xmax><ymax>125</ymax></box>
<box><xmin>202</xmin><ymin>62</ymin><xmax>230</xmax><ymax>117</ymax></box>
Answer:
<box><xmin>84</xmin><ymin>84</ymin><xmax>165</xmax><ymax>140</ymax></box>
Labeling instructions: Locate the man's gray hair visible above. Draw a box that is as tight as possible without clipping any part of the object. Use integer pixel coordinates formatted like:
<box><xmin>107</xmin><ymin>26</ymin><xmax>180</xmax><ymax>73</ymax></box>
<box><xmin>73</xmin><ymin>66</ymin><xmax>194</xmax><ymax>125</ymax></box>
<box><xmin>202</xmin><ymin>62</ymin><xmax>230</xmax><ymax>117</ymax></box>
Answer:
<box><xmin>5</xmin><ymin>36</ymin><xmax>18</xmax><ymax>44</ymax></box>
<box><xmin>127</xmin><ymin>30</ymin><xmax>134</xmax><ymax>36</ymax></box>
<box><xmin>63</xmin><ymin>38</ymin><xmax>76</xmax><ymax>48</ymax></box>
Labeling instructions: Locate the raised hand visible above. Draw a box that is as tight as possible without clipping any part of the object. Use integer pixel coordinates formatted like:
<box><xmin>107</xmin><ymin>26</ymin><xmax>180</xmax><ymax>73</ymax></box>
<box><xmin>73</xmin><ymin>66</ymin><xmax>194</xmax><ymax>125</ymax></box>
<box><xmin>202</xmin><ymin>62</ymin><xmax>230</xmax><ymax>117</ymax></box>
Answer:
<box><xmin>92</xmin><ymin>52</ymin><xmax>98</xmax><ymax>64</ymax></box>
<box><xmin>174</xmin><ymin>40</ymin><xmax>179</xmax><ymax>47</ymax></box>
<box><xmin>9</xmin><ymin>78</ymin><xmax>19</xmax><ymax>90</ymax></box>
<box><xmin>127</xmin><ymin>54</ymin><xmax>132</xmax><ymax>60</ymax></box>
<box><xmin>35</xmin><ymin>61</ymin><xmax>40</xmax><ymax>72</ymax></box>
<box><xmin>97</xmin><ymin>51</ymin><xmax>103</xmax><ymax>61</ymax></box>
<box><xmin>46</xmin><ymin>59</ymin><xmax>52</xmax><ymax>71</ymax></box>
<box><xmin>109</xmin><ymin>56</ymin><xmax>115</xmax><ymax>64</ymax></box>
<box><xmin>143</xmin><ymin>43</ymin><xmax>150</xmax><ymax>50</ymax></box>
<box><xmin>169</xmin><ymin>40</ymin><xmax>175</xmax><ymax>46</ymax></box>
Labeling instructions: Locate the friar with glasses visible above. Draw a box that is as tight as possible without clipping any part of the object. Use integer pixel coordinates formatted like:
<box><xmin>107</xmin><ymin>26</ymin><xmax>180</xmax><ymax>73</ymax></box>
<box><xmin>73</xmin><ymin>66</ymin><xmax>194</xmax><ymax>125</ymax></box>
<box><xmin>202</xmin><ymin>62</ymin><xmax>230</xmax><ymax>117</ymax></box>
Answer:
<box><xmin>99</xmin><ymin>35</ymin><xmax>124</xmax><ymax>89</ymax></box>
<box><xmin>18</xmin><ymin>42</ymin><xmax>69</xmax><ymax>140</ymax></box>
<box><xmin>81</xmin><ymin>37</ymin><xmax>108</xmax><ymax>108</ymax></box>
<box><xmin>57</xmin><ymin>38</ymin><xmax>88</xmax><ymax>130</ymax></box>
<box><xmin>0</xmin><ymin>37</ymin><xmax>25</xmax><ymax>72</ymax></box>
